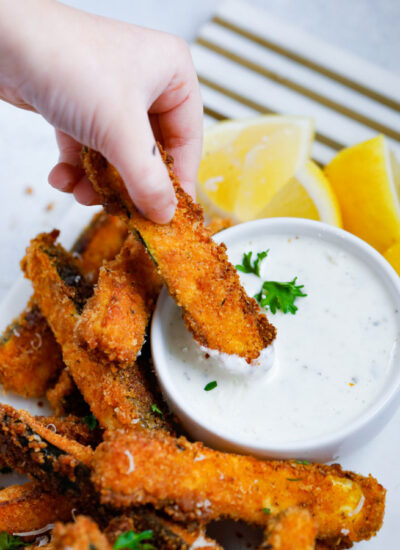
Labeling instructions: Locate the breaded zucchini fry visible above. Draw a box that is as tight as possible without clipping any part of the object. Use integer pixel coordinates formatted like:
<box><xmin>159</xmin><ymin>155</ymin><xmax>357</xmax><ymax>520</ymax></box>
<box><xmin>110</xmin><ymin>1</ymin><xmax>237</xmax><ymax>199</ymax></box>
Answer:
<box><xmin>75</xmin><ymin>234</ymin><xmax>162</xmax><ymax>367</ymax></box>
<box><xmin>71</xmin><ymin>212</ymin><xmax>128</xmax><ymax>284</ymax></box>
<box><xmin>46</xmin><ymin>370</ymin><xmax>89</xmax><ymax>418</ymax></box>
<box><xmin>82</xmin><ymin>147</ymin><xmax>276</xmax><ymax>362</ymax></box>
<box><xmin>75</xmin><ymin>217</ymin><xmax>237</xmax><ymax>368</ymax></box>
<box><xmin>22</xmin><ymin>232</ymin><xmax>170</xmax><ymax>432</ymax></box>
<box><xmin>0</xmin><ymin>212</ymin><xmax>127</xmax><ymax>398</ymax></box>
<box><xmin>206</xmin><ymin>217</ymin><xmax>234</xmax><ymax>235</ymax></box>
<box><xmin>105</xmin><ymin>512</ymin><xmax>221</xmax><ymax>550</ymax></box>
<box><xmin>261</xmin><ymin>508</ymin><xmax>316</xmax><ymax>550</ymax></box>
<box><xmin>53</xmin><ymin>518</ymin><xmax>110</xmax><ymax>550</ymax></box>
<box><xmin>52</xmin><ymin>517</ymin><xmax>112</xmax><ymax>550</ymax></box>
<box><xmin>0</xmin><ymin>301</ymin><xmax>63</xmax><ymax>397</ymax></box>
<box><xmin>0</xmin><ymin>403</ymin><xmax>92</xmax><ymax>492</ymax></box>
<box><xmin>35</xmin><ymin>415</ymin><xmax>102</xmax><ymax>448</ymax></box>
<box><xmin>92</xmin><ymin>430</ymin><xmax>385</xmax><ymax>546</ymax></box>
<box><xmin>0</xmin><ymin>482</ymin><xmax>75</xmax><ymax>534</ymax></box>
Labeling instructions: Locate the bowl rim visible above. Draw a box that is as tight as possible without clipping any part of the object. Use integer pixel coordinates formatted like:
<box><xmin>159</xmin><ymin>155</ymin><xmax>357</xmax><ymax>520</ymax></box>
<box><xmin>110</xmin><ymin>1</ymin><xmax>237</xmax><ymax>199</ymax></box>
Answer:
<box><xmin>151</xmin><ymin>217</ymin><xmax>400</xmax><ymax>456</ymax></box>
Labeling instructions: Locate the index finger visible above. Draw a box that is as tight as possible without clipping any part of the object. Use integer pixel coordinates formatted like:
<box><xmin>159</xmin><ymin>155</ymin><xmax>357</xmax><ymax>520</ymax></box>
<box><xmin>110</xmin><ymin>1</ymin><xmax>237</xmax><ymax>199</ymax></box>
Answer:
<box><xmin>154</xmin><ymin>81</ymin><xmax>203</xmax><ymax>199</ymax></box>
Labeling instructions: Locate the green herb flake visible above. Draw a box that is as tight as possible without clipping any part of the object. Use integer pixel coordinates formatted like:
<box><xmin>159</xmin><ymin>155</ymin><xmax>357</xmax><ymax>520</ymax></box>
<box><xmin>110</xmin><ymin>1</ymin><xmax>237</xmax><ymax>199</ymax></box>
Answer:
<box><xmin>83</xmin><ymin>414</ymin><xmax>98</xmax><ymax>431</ymax></box>
<box><xmin>295</xmin><ymin>459</ymin><xmax>310</xmax><ymax>465</ymax></box>
<box><xmin>204</xmin><ymin>380</ymin><xmax>218</xmax><ymax>391</ymax></box>
<box><xmin>0</xmin><ymin>533</ymin><xmax>28</xmax><ymax>550</ymax></box>
<box><xmin>262</xmin><ymin>507</ymin><xmax>271</xmax><ymax>515</ymax></box>
<box><xmin>113</xmin><ymin>530</ymin><xmax>155</xmax><ymax>550</ymax></box>
<box><xmin>236</xmin><ymin>250</ymin><xmax>269</xmax><ymax>277</ymax></box>
<box><xmin>151</xmin><ymin>404</ymin><xmax>163</xmax><ymax>416</ymax></box>
<box><xmin>255</xmin><ymin>277</ymin><xmax>307</xmax><ymax>314</ymax></box>
<box><xmin>286</xmin><ymin>478</ymin><xmax>304</xmax><ymax>482</ymax></box>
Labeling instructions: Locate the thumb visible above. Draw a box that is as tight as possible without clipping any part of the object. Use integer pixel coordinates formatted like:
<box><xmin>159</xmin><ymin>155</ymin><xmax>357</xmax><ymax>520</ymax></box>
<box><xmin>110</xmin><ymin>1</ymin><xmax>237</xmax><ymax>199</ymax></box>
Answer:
<box><xmin>103</xmin><ymin>108</ymin><xmax>177</xmax><ymax>224</ymax></box>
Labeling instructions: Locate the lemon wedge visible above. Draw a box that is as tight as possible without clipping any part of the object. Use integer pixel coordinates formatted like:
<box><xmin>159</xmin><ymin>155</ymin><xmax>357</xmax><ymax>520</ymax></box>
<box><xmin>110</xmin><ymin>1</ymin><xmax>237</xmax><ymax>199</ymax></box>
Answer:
<box><xmin>324</xmin><ymin>135</ymin><xmax>400</xmax><ymax>252</ymax></box>
<box><xmin>197</xmin><ymin>116</ymin><xmax>341</xmax><ymax>226</ymax></box>
<box><xmin>383</xmin><ymin>241</ymin><xmax>400</xmax><ymax>276</ymax></box>
<box><xmin>198</xmin><ymin>115</ymin><xmax>314</xmax><ymax>222</ymax></box>
<box><xmin>258</xmin><ymin>160</ymin><xmax>342</xmax><ymax>226</ymax></box>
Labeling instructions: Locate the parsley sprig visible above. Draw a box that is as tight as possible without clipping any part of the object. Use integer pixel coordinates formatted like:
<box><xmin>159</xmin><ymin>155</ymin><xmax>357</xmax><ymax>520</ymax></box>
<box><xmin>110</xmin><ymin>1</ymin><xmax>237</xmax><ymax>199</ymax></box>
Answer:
<box><xmin>113</xmin><ymin>530</ymin><xmax>155</xmax><ymax>550</ymax></box>
<box><xmin>236</xmin><ymin>250</ymin><xmax>269</xmax><ymax>277</ymax></box>
<box><xmin>151</xmin><ymin>404</ymin><xmax>163</xmax><ymax>416</ymax></box>
<box><xmin>83</xmin><ymin>413</ymin><xmax>98</xmax><ymax>430</ymax></box>
<box><xmin>0</xmin><ymin>533</ymin><xmax>28</xmax><ymax>550</ymax></box>
<box><xmin>255</xmin><ymin>277</ymin><xmax>307</xmax><ymax>315</ymax></box>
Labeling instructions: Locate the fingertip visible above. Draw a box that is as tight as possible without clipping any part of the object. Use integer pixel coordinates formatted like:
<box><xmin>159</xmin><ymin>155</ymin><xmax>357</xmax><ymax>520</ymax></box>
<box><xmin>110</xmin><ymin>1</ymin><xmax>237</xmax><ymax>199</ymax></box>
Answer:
<box><xmin>73</xmin><ymin>176</ymin><xmax>101</xmax><ymax>206</ymax></box>
<box><xmin>49</xmin><ymin>163</ymin><xmax>85</xmax><ymax>193</ymax></box>
<box><xmin>145</xmin><ymin>201</ymin><xmax>177</xmax><ymax>224</ymax></box>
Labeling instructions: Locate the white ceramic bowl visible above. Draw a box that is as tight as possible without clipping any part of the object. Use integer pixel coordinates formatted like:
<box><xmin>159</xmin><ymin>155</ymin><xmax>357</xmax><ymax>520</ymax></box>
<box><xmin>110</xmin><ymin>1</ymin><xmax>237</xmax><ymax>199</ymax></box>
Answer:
<box><xmin>151</xmin><ymin>218</ymin><xmax>400</xmax><ymax>461</ymax></box>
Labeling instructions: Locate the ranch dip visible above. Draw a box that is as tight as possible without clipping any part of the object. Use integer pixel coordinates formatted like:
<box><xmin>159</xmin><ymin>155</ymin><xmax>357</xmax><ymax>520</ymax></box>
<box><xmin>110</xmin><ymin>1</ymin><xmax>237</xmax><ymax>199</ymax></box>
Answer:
<box><xmin>164</xmin><ymin>232</ymin><xmax>399</xmax><ymax>444</ymax></box>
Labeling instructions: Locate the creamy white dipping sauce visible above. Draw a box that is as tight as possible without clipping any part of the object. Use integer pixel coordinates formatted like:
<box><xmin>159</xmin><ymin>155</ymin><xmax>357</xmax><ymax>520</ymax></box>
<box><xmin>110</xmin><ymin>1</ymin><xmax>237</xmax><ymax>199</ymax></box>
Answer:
<box><xmin>164</xmin><ymin>232</ymin><xmax>400</xmax><ymax>444</ymax></box>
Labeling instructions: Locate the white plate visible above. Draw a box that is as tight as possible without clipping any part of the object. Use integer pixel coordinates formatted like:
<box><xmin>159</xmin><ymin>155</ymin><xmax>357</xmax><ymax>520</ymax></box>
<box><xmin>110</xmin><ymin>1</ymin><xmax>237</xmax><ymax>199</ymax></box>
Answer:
<box><xmin>0</xmin><ymin>202</ymin><xmax>398</xmax><ymax>548</ymax></box>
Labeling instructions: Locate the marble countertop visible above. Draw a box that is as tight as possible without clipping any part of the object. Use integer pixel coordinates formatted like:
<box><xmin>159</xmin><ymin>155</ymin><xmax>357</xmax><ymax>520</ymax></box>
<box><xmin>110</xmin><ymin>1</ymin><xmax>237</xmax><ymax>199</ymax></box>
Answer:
<box><xmin>0</xmin><ymin>0</ymin><xmax>399</xmax><ymax>301</ymax></box>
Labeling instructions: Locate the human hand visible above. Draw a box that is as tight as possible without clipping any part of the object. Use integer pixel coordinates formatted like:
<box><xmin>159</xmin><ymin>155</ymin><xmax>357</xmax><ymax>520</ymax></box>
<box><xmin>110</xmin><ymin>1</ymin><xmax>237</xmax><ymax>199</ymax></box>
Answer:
<box><xmin>0</xmin><ymin>0</ymin><xmax>202</xmax><ymax>223</ymax></box>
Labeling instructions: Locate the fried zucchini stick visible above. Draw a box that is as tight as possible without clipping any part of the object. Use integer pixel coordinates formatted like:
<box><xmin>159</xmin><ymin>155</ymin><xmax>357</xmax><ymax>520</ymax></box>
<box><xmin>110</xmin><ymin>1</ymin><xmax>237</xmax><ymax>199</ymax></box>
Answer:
<box><xmin>75</xmin><ymin>219</ymin><xmax>234</xmax><ymax>368</ymax></box>
<box><xmin>0</xmin><ymin>482</ymin><xmax>75</xmax><ymax>534</ymax></box>
<box><xmin>0</xmin><ymin>403</ymin><xmax>92</xmax><ymax>493</ymax></box>
<box><xmin>35</xmin><ymin>414</ymin><xmax>102</xmax><ymax>448</ymax></box>
<box><xmin>92</xmin><ymin>430</ymin><xmax>385</xmax><ymax>547</ymax></box>
<box><xmin>52</xmin><ymin>517</ymin><xmax>112</xmax><ymax>550</ymax></box>
<box><xmin>0</xmin><ymin>212</ymin><xmax>127</xmax><ymax>398</ymax></box>
<box><xmin>75</xmin><ymin>234</ymin><xmax>162</xmax><ymax>367</ymax></box>
<box><xmin>71</xmin><ymin>213</ymin><xmax>128</xmax><ymax>284</ymax></box>
<box><xmin>261</xmin><ymin>508</ymin><xmax>316</xmax><ymax>550</ymax></box>
<box><xmin>0</xmin><ymin>406</ymin><xmax>217</xmax><ymax>550</ymax></box>
<box><xmin>206</xmin><ymin>216</ymin><xmax>234</xmax><ymax>235</ymax></box>
<box><xmin>0</xmin><ymin>302</ymin><xmax>63</xmax><ymax>397</ymax></box>
<box><xmin>46</xmin><ymin>370</ymin><xmax>89</xmax><ymax>418</ymax></box>
<box><xmin>82</xmin><ymin>148</ymin><xmax>276</xmax><ymax>362</ymax></box>
<box><xmin>105</xmin><ymin>512</ymin><xmax>221</xmax><ymax>550</ymax></box>
<box><xmin>22</xmin><ymin>232</ymin><xmax>170</xmax><ymax>432</ymax></box>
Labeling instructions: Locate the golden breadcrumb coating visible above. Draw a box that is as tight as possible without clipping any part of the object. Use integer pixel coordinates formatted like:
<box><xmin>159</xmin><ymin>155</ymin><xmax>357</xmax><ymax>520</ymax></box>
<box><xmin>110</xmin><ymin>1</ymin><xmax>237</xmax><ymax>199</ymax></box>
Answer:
<box><xmin>0</xmin><ymin>482</ymin><xmax>75</xmax><ymax>534</ymax></box>
<box><xmin>75</xmin><ymin>234</ymin><xmax>162</xmax><ymax>367</ymax></box>
<box><xmin>46</xmin><ymin>370</ymin><xmax>89</xmax><ymax>418</ymax></box>
<box><xmin>0</xmin><ymin>212</ymin><xmax>127</xmax><ymax>398</ymax></box>
<box><xmin>35</xmin><ymin>414</ymin><xmax>102</xmax><ymax>448</ymax></box>
<box><xmin>0</xmin><ymin>482</ymin><xmax>76</xmax><ymax>534</ymax></box>
<box><xmin>105</xmin><ymin>512</ymin><xmax>221</xmax><ymax>550</ymax></box>
<box><xmin>0</xmin><ymin>403</ymin><xmax>93</xmax><ymax>500</ymax></box>
<box><xmin>262</xmin><ymin>507</ymin><xmax>317</xmax><ymax>550</ymax></box>
<box><xmin>92</xmin><ymin>429</ymin><xmax>385</xmax><ymax>546</ymax></box>
<box><xmin>53</xmin><ymin>516</ymin><xmax>112</xmax><ymax>550</ymax></box>
<box><xmin>82</xmin><ymin>147</ymin><xmax>276</xmax><ymax>362</ymax></box>
<box><xmin>22</xmin><ymin>232</ymin><xmax>170</xmax><ymax>433</ymax></box>
<box><xmin>0</xmin><ymin>300</ymin><xmax>63</xmax><ymax>397</ymax></box>
<box><xmin>206</xmin><ymin>216</ymin><xmax>234</xmax><ymax>235</ymax></box>
<box><xmin>72</xmin><ymin>212</ymin><xmax>128</xmax><ymax>284</ymax></box>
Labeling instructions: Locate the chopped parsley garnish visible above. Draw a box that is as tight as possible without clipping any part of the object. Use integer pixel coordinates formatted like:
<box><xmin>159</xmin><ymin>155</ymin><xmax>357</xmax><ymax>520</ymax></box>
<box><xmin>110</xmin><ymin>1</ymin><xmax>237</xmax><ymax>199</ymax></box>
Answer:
<box><xmin>83</xmin><ymin>414</ymin><xmax>98</xmax><ymax>430</ymax></box>
<box><xmin>204</xmin><ymin>380</ymin><xmax>218</xmax><ymax>391</ymax></box>
<box><xmin>255</xmin><ymin>277</ymin><xmax>307</xmax><ymax>314</ymax></box>
<box><xmin>262</xmin><ymin>507</ymin><xmax>271</xmax><ymax>514</ymax></box>
<box><xmin>286</xmin><ymin>478</ymin><xmax>304</xmax><ymax>482</ymax></box>
<box><xmin>236</xmin><ymin>250</ymin><xmax>269</xmax><ymax>277</ymax></box>
<box><xmin>295</xmin><ymin>459</ymin><xmax>310</xmax><ymax>465</ymax></box>
<box><xmin>113</xmin><ymin>530</ymin><xmax>155</xmax><ymax>550</ymax></box>
<box><xmin>151</xmin><ymin>404</ymin><xmax>163</xmax><ymax>416</ymax></box>
<box><xmin>0</xmin><ymin>533</ymin><xmax>28</xmax><ymax>550</ymax></box>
